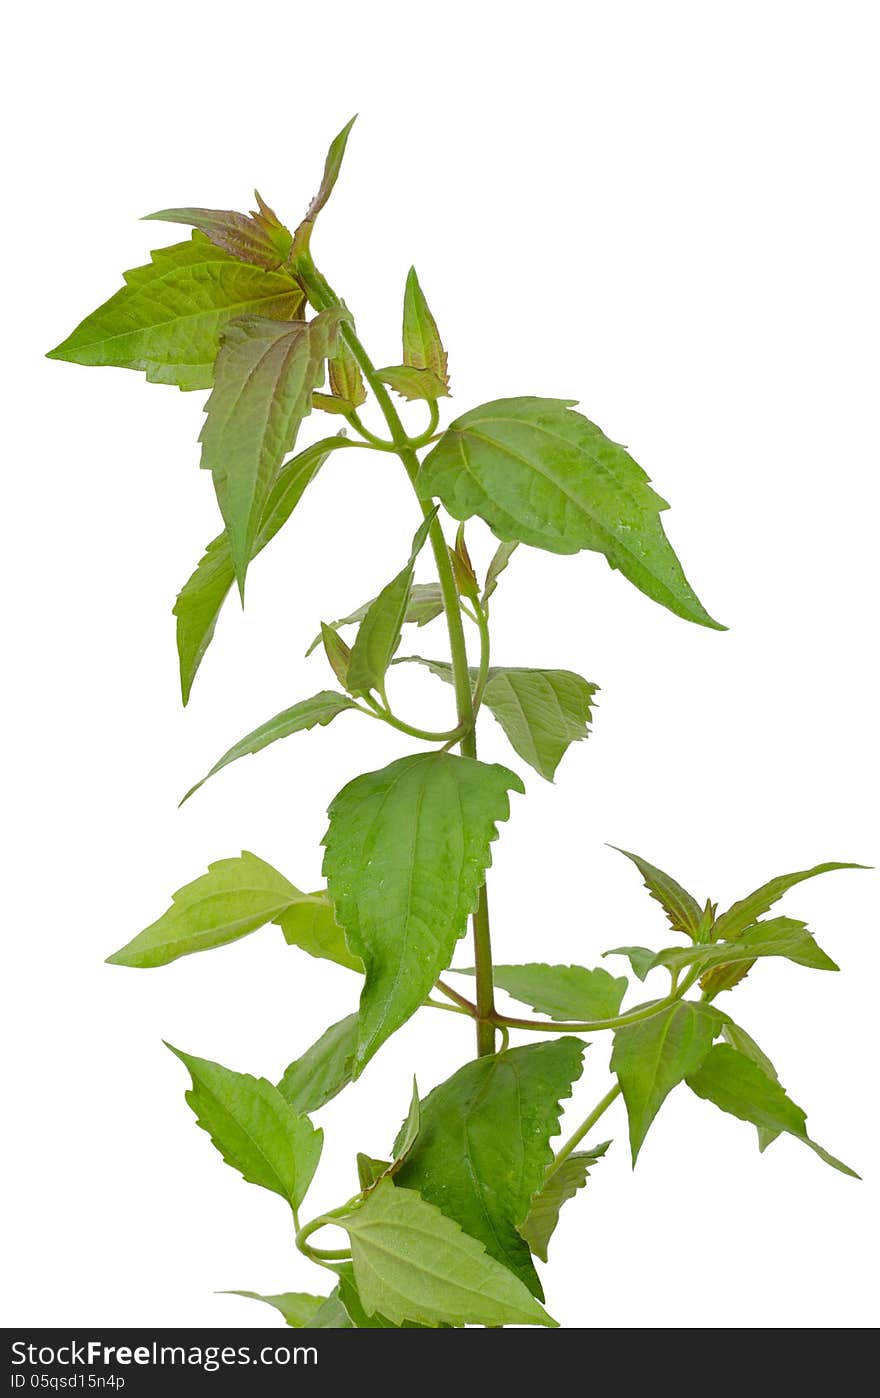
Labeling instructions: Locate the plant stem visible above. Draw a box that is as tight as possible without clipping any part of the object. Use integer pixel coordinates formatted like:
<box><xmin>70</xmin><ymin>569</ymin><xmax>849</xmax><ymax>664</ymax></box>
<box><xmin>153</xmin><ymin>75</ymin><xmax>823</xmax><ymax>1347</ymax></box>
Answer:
<box><xmin>354</xmin><ymin>700</ymin><xmax>467</xmax><ymax>745</ymax></box>
<box><xmin>552</xmin><ymin>1083</ymin><xmax>621</xmax><ymax>1173</ymax></box>
<box><xmin>489</xmin><ymin>966</ymin><xmax>704</xmax><ymax>1034</ymax></box>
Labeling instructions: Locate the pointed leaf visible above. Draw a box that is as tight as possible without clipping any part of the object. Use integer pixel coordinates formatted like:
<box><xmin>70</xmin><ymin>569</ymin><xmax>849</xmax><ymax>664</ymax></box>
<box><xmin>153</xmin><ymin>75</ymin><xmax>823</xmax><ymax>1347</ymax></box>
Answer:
<box><xmin>167</xmin><ymin>1045</ymin><xmax>322</xmax><ymax>1208</ymax></box>
<box><xmin>47</xmin><ymin>234</ymin><xmax>302</xmax><ymax>389</ymax></box>
<box><xmin>393</xmin><ymin>1079</ymin><xmax>421</xmax><ymax>1166</ymax></box>
<box><xmin>357</xmin><ymin>1154</ymin><xmax>391</xmax><ymax>1192</ymax></box>
<box><xmin>646</xmin><ymin>917</ymin><xmax>840</xmax><ymax>975</ymax></box>
<box><xmin>329</xmin><ymin>336</ymin><xmax>367</xmax><ymax>407</ymax></box>
<box><xmin>223</xmin><ymin>1290</ymin><xmax>326</xmax><ymax>1327</ymax></box>
<box><xmin>298</xmin><ymin>116</ymin><xmax>357</xmax><ymax>234</ymax></box>
<box><xmin>396</xmin><ymin>1039</ymin><xmax>584</xmax><ymax>1296</ymax></box>
<box><xmin>313</xmin><ymin>392</ymin><xmax>354</xmax><ymax>415</ymax></box>
<box><xmin>519</xmin><ymin>1141</ymin><xmax>610</xmax><ymax>1262</ymax></box>
<box><xmin>345</xmin><ymin>512</ymin><xmax>437</xmax><ymax>698</ymax></box>
<box><xmin>712</xmin><ymin>862</ymin><xmax>866</xmax><ymax>942</ymax></box>
<box><xmin>420</xmin><ymin>397</ymin><xmax>723</xmax><ymax>628</ymax></box>
<box><xmin>483</xmin><ymin>541</ymin><xmax>518</xmax><ymax>605</ymax></box>
<box><xmin>687</xmin><ymin>1044</ymin><xmax>858</xmax><ymax>1178</ymax></box>
<box><xmin>306</xmin><ymin>583</ymin><xmax>444</xmax><ymax>656</ymax></box>
<box><xmin>378</xmin><ymin>364</ymin><xmax>448</xmax><ymax>402</ymax></box>
<box><xmin>602</xmin><ymin>945</ymin><xmax>658</xmax><ymax>982</ymax></box>
<box><xmin>320</xmin><ymin>622</ymin><xmax>352</xmax><ymax>688</ymax></box>
<box><xmin>323</xmin><ymin>752</ymin><xmax>523</xmax><ymax>1070</ymax></box>
<box><xmin>181</xmin><ymin>691</ymin><xmax>356</xmax><ymax>802</ymax></box>
<box><xmin>106</xmin><ymin>851</ymin><xmax>298</xmax><ymax>968</ymax></box>
<box><xmin>274</xmin><ymin>891</ymin><xmax>362</xmax><ymax>972</ymax></box>
<box><xmin>720</xmin><ymin>1020</ymin><xmax>781</xmax><ymax>1151</ymax></box>
<box><xmin>611</xmin><ymin>1001</ymin><xmax>722</xmax><ymax>1162</ymax></box>
<box><xmin>278</xmin><ymin>1014</ymin><xmax>359</xmax><ymax>1115</ymax></box>
<box><xmin>455</xmin><ymin>963</ymin><xmax>626</xmax><ymax>1021</ymax></box>
<box><xmin>612</xmin><ymin>848</ymin><xmax>704</xmax><ymax>940</ymax></box>
<box><xmin>144</xmin><ymin>197</ymin><xmax>292</xmax><ymax>270</ymax></box>
<box><xmin>339</xmin><ymin>1179</ymin><xmax>556</xmax><ymax>1327</ymax></box>
<box><xmin>402</xmin><ymin>268</ymin><xmax>449</xmax><ymax>388</ymax></box>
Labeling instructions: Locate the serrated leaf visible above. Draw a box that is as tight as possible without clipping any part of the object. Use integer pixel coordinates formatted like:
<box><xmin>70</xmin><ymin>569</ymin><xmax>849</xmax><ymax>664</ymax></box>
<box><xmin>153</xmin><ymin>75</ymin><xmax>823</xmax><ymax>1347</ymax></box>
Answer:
<box><xmin>278</xmin><ymin>1013</ymin><xmax>359</xmax><ymax>1115</ymax></box>
<box><xmin>396</xmin><ymin>1039</ymin><xmax>584</xmax><ymax>1296</ymax></box>
<box><xmin>720</xmin><ymin>1020</ymin><xmax>781</xmax><ymax>1151</ymax></box>
<box><xmin>456</xmin><ymin>964</ymin><xmax>627</xmax><ymax>1021</ymax></box>
<box><xmin>420</xmin><ymin>397</ymin><xmax>722</xmax><ymax>629</ymax></box>
<box><xmin>378</xmin><ymin>365</ymin><xmax>449</xmax><ymax>402</ymax></box>
<box><xmin>47</xmin><ymin>234</ymin><xmax>302</xmax><ymax>389</ymax></box>
<box><xmin>687</xmin><ymin>1044</ymin><xmax>858</xmax><ymax>1178</ymax></box>
<box><xmin>331</xmin><ymin>1262</ymin><xmax>439</xmax><ymax>1329</ymax></box>
<box><xmin>175</xmin><ymin>436</ymin><xmax>345</xmax><ymax>705</ymax></box>
<box><xmin>274</xmin><ymin>891</ymin><xmax>363</xmax><ymax>972</ymax></box>
<box><xmin>518</xmin><ymin>1141</ymin><xmax>610</xmax><ymax>1262</ymax></box>
<box><xmin>329</xmin><ymin>336</ymin><xmax>367</xmax><ymax>407</ymax></box>
<box><xmin>200</xmin><ymin>309</ymin><xmax>346</xmax><ymax>592</ymax></box>
<box><xmin>483</xmin><ymin>541</ymin><xmax>518</xmax><ymax>605</ymax></box>
<box><xmin>601</xmin><ymin>945</ymin><xmax>658</xmax><ymax>982</ymax></box>
<box><xmin>306</xmin><ymin>583</ymin><xmax>444</xmax><ymax>656</ymax></box>
<box><xmin>181</xmin><ymin>691</ymin><xmax>356</xmax><ymax>802</ymax></box>
<box><xmin>612</xmin><ymin>848</ymin><xmax>704</xmax><ymax>940</ymax></box>
<box><xmin>312</xmin><ymin>392</ymin><xmax>354</xmax><ymax>415</ymax></box>
<box><xmin>400</xmin><ymin>657</ymin><xmax>597</xmax><ymax>781</ymax></box>
<box><xmin>223</xmin><ymin>1290</ymin><xmax>326</xmax><ymax>1327</ymax></box>
<box><xmin>106</xmin><ymin>851</ymin><xmax>299</xmax><ymax>968</ymax></box>
<box><xmin>297</xmin><ymin>116</ymin><xmax>357</xmax><ymax>236</ymax></box>
<box><xmin>323</xmin><ymin>753</ymin><xmax>522</xmax><ymax>1070</ymax></box>
<box><xmin>611</xmin><ymin>1001</ymin><xmax>722</xmax><ymax>1162</ymax></box>
<box><xmin>339</xmin><ymin>1179</ymin><xmax>556</xmax><ymax>1327</ymax></box>
<box><xmin>646</xmin><ymin>917</ymin><xmax>840</xmax><ymax>975</ymax></box>
<box><xmin>167</xmin><ymin>1045</ymin><xmax>322</xmax><ymax>1208</ymax></box>
<box><xmin>144</xmin><ymin>195</ymin><xmax>292</xmax><ymax>270</ymax></box>
<box><xmin>346</xmin><ymin>511</ymin><xmax>437</xmax><ymax>698</ymax></box>
<box><xmin>712</xmin><ymin>862</ymin><xmax>866</xmax><ymax>942</ymax></box>
<box><xmin>402</xmin><ymin>268</ymin><xmax>449</xmax><ymax>388</ymax></box>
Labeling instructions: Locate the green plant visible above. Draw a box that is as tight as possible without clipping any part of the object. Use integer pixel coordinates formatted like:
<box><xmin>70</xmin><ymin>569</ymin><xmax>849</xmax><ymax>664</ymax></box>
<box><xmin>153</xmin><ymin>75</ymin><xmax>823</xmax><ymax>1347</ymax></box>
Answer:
<box><xmin>48</xmin><ymin>119</ymin><xmax>864</xmax><ymax>1330</ymax></box>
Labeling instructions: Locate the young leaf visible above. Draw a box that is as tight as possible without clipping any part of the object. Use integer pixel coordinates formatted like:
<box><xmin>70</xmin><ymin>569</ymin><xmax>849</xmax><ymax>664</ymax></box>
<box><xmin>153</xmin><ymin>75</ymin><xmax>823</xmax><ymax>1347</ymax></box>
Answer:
<box><xmin>611</xmin><ymin>1001</ymin><xmax>722</xmax><ymax>1162</ymax></box>
<box><xmin>181</xmin><ymin>691</ymin><xmax>357</xmax><ymax>803</ymax></box>
<box><xmin>175</xmin><ymin>436</ymin><xmax>346</xmax><ymax>705</ymax></box>
<box><xmin>144</xmin><ymin>194</ymin><xmax>292</xmax><ymax>270</ymax></box>
<box><xmin>274</xmin><ymin>891</ymin><xmax>362</xmax><ymax>972</ymax></box>
<box><xmin>687</xmin><ymin>1044</ymin><xmax>858</xmax><ymax>1178</ymax></box>
<box><xmin>646</xmin><ymin>917</ymin><xmax>840</xmax><ymax>975</ymax></box>
<box><xmin>611</xmin><ymin>847</ymin><xmax>704</xmax><ymax>941</ymax></box>
<box><xmin>450</xmin><ymin>524</ymin><xmax>479</xmax><ymax>601</ymax></box>
<box><xmin>339</xmin><ymin>1179</ymin><xmax>556</xmax><ymax>1327</ymax></box>
<box><xmin>358</xmin><ymin>1154</ymin><xmax>391</xmax><ymax>1191</ymax></box>
<box><xmin>396</xmin><ymin>1039</ymin><xmax>585</xmax><ymax>1296</ymax></box>
<box><xmin>320</xmin><ymin>622</ymin><xmax>352</xmax><ymax>688</ymax></box>
<box><xmin>306</xmin><ymin>583</ymin><xmax>444</xmax><ymax>655</ymax></box>
<box><xmin>518</xmin><ymin>1141</ymin><xmax>610</xmax><ymax>1263</ymax></box>
<box><xmin>47</xmin><ymin>234</ymin><xmax>302</xmax><ymax>389</ymax></box>
<box><xmin>378</xmin><ymin>365</ymin><xmax>448</xmax><ymax>402</ymax></box>
<box><xmin>720</xmin><ymin>1020</ymin><xmax>781</xmax><ymax>1151</ymax></box>
<box><xmin>296</xmin><ymin>116</ymin><xmax>357</xmax><ymax>239</ymax></box>
<box><xmin>393</xmin><ymin>1080</ymin><xmax>421</xmax><ymax>1167</ymax></box>
<box><xmin>712</xmin><ymin>862</ymin><xmax>866</xmax><ymax>942</ymax></box>
<box><xmin>278</xmin><ymin>1013</ymin><xmax>359</xmax><ymax>1115</ymax></box>
<box><xmin>200</xmin><ymin>308</ymin><xmax>346</xmax><ymax>593</ymax></box>
<box><xmin>323</xmin><ymin>752</ymin><xmax>523</xmax><ymax>1071</ymax></box>
<box><xmin>482</xmin><ymin>540</ymin><xmax>518</xmax><ymax>605</ymax></box>
<box><xmin>167</xmin><ymin>1045</ymin><xmax>323</xmax><ymax>1208</ymax></box>
<box><xmin>345</xmin><ymin>510</ymin><xmax>437</xmax><ymax>697</ymax></box>
<box><xmin>602</xmin><ymin>945</ymin><xmax>658</xmax><ymax>983</ymax></box>
<box><xmin>223</xmin><ymin>1290</ymin><xmax>327</xmax><ymax>1327</ymax></box>
<box><xmin>455</xmin><ymin>963</ymin><xmax>627</xmax><ymax>1021</ymax></box>
<box><xmin>420</xmin><ymin>398</ymin><xmax>723</xmax><ymax>629</ymax></box>
<box><xmin>313</xmin><ymin>392</ymin><xmax>354</xmax><ymax>415</ymax></box>
<box><xmin>310</xmin><ymin>1290</ymin><xmax>355</xmax><ymax>1328</ymax></box>
<box><xmin>329</xmin><ymin>336</ymin><xmax>367</xmax><ymax>408</ymax></box>
<box><xmin>106</xmin><ymin>851</ymin><xmax>299</xmax><ymax>969</ymax></box>
<box><xmin>402</xmin><ymin>268</ymin><xmax>449</xmax><ymax>389</ymax></box>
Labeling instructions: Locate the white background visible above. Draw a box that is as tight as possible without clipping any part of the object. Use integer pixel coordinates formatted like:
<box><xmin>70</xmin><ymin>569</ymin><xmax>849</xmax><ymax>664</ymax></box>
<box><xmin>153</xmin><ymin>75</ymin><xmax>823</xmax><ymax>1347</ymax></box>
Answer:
<box><xmin>4</xmin><ymin>0</ymin><xmax>877</xmax><ymax>1330</ymax></box>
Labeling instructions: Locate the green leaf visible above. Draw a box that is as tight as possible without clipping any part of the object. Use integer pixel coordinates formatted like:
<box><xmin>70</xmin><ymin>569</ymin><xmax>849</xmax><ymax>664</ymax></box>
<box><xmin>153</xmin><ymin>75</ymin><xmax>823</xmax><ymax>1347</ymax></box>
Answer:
<box><xmin>455</xmin><ymin>963</ymin><xmax>627</xmax><ymax>1021</ymax></box>
<box><xmin>200</xmin><ymin>309</ymin><xmax>346</xmax><ymax>593</ymax></box>
<box><xmin>402</xmin><ymin>268</ymin><xmax>449</xmax><ymax>389</ymax></box>
<box><xmin>611</xmin><ymin>1001</ymin><xmax>722</xmax><ymax>1162</ymax></box>
<box><xmin>297</xmin><ymin>116</ymin><xmax>357</xmax><ymax>236</ymax></box>
<box><xmin>482</xmin><ymin>541</ymin><xmax>518</xmax><ymax>605</ymax></box>
<box><xmin>357</xmin><ymin>1154</ymin><xmax>391</xmax><ymax>1192</ymax></box>
<box><xmin>646</xmin><ymin>917</ymin><xmax>840</xmax><ymax>975</ymax></box>
<box><xmin>518</xmin><ymin>1141</ymin><xmax>610</xmax><ymax>1262</ymax></box>
<box><xmin>144</xmin><ymin>193</ymin><xmax>292</xmax><ymax>270</ymax></box>
<box><xmin>106</xmin><ymin>851</ymin><xmax>299</xmax><ymax>969</ymax></box>
<box><xmin>323</xmin><ymin>752</ymin><xmax>523</xmax><ymax>1071</ymax></box>
<box><xmin>320</xmin><ymin>622</ymin><xmax>352</xmax><ymax>688</ymax></box>
<box><xmin>223</xmin><ymin>1290</ymin><xmax>327</xmax><ymax>1327</ymax></box>
<box><xmin>167</xmin><ymin>1045</ymin><xmax>322</xmax><ymax>1207</ymax></box>
<box><xmin>612</xmin><ymin>847</ymin><xmax>704</xmax><ymax>940</ymax></box>
<box><xmin>712</xmin><ymin>862</ymin><xmax>866</xmax><ymax>942</ymax></box>
<box><xmin>175</xmin><ymin>436</ymin><xmax>345</xmax><ymax>705</ymax></box>
<box><xmin>393</xmin><ymin>1079</ymin><xmax>421</xmax><ymax>1166</ymax></box>
<box><xmin>687</xmin><ymin>1044</ymin><xmax>859</xmax><ymax>1178</ymax></box>
<box><xmin>400</xmin><ymin>657</ymin><xmax>597</xmax><ymax>781</ymax></box>
<box><xmin>310</xmin><ymin>1290</ymin><xmax>355</xmax><ymax>1328</ymax></box>
<box><xmin>47</xmin><ymin>234</ymin><xmax>303</xmax><ymax>389</ymax></box>
<box><xmin>339</xmin><ymin>1179</ymin><xmax>556</xmax><ymax>1327</ymax></box>
<box><xmin>306</xmin><ymin>583</ymin><xmax>444</xmax><ymax>656</ymax></box>
<box><xmin>346</xmin><ymin>511</ymin><xmax>437</xmax><ymax>698</ymax></box>
<box><xmin>720</xmin><ymin>1020</ymin><xmax>781</xmax><ymax>1151</ymax></box>
<box><xmin>396</xmin><ymin>1039</ymin><xmax>584</xmax><ymax>1296</ymax></box>
<box><xmin>330</xmin><ymin>1262</ymin><xmax>440</xmax><ymax>1329</ymax></box>
<box><xmin>274</xmin><ymin>890</ymin><xmax>363</xmax><ymax>972</ymax></box>
<box><xmin>329</xmin><ymin>336</ymin><xmax>367</xmax><ymax>407</ymax></box>
<box><xmin>181</xmin><ymin>691</ymin><xmax>356</xmax><ymax>803</ymax></box>
<box><xmin>420</xmin><ymin>397</ymin><xmax>723</xmax><ymax>629</ymax></box>
<box><xmin>601</xmin><ymin>945</ymin><xmax>658</xmax><ymax>982</ymax></box>
<box><xmin>378</xmin><ymin>364</ymin><xmax>449</xmax><ymax>402</ymax></box>
<box><xmin>313</xmin><ymin>392</ymin><xmax>354</xmax><ymax>415</ymax></box>
<box><xmin>278</xmin><ymin>1013</ymin><xmax>359</xmax><ymax>1115</ymax></box>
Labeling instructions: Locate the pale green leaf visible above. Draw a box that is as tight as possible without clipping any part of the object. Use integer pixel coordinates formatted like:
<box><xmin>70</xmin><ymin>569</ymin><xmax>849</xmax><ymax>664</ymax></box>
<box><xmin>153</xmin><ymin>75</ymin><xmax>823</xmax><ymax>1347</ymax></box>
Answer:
<box><xmin>323</xmin><ymin>752</ymin><xmax>523</xmax><ymax>1070</ymax></box>
<box><xmin>357</xmin><ymin>1154</ymin><xmax>391</xmax><ymax>1192</ymax></box>
<box><xmin>144</xmin><ymin>194</ymin><xmax>292</xmax><ymax>270</ymax></box>
<box><xmin>612</xmin><ymin>847</ymin><xmax>704</xmax><ymax>940</ymax></box>
<box><xmin>47</xmin><ymin>234</ymin><xmax>302</xmax><ymax>389</ymax></box>
<box><xmin>274</xmin><ymin>891</ymin><xmax>362</xmax><ymax>972</ymax></box>
<box><xmin>331</xmin><ymin>1262</ymin><xmax>439</xmax><ymax>1329</ymax></box>
<box><xmin>106</xmin><ymin>851</ymin><xmax>298</xmax><ymax>969</ymax></box>
<box><xmin>167</xmin><ymin>1045</ymin><xmax>322</xmax><ymax>1208</ymax></box>
<box><xmin>420</xmin><ymin>397</ymin><xmax>722</xmax><ymax>629</ymax></box>
<box><xmin>396</xmin><ymin>1039</ymin><xmax>584</xmax><ymax>1296</ymax></box>
<box><xmin>721</xmin><ymin>1020</ymin><xmax>781</xmax><ymax>1151</ymax></box>
<box><xmin>339</xmin><ymin>1179</ymin><xmax>556</xmax><ymax>1327</ymax></box>
<box><xmin>329</xmin><ymin>336</ymin><xmax>367</xmax><ymax>407</ymax></box>
<box><xmin>297</xmin><ymin>116</ymin><xmax>357</xmax><ymax>233</ymax></box>
<box><xmin>310</xmin><ymin>1290</ymin><xmax>354</xmax><ymax>1328</ymax></box>
<box><xmin>278</xmin><ymin>1014</ymin><xmax>359</xmax><ymax>1115</ymax></box>
<box><xmin>306</xmin><ymin>583</ymin><xmax>444</xmax><ymax>656</ymax></box>
<box><xmin>518</xmin><ymin>1141</ymin><xmax>610</xmax><ymax>1262</ymax></box>
<box><xmin>647</xmin><ymin>917</ymin><xmax>840</xmax><ymax>975</ymax></box>
<box><xmin>222</xmin><ymin>1290</ymin><xmax>326</xmax><ymax>1327</ymax></box>
<box><xmin>611</xmin><ymin>1001</ymin><xmax>722</xmax><ymax>1161</ymax></box>
<box><xmin>601</xmin><ymin>945</ymin><xmax>657</xmax><ymax>982</ymax></box>
<box><xmin>345</xmin><ymin>511</ymin><xmax>437</xmax><ymax>698</ymax></box>
<box><xmin>456</xmin><ymin>963</ymin><xmax>626</xmax><ymax>1021</ymax></box>
<box><xmin>312</xmin><ymin>392</ymin><xmax>354</xmax><ymax>415</ymax></box>
<box><xmin>320</xmin><ymin>622</ymin><xmax>352</xmax><ymax>688</ymax></box>
<box><xmin>712</xmin><ymin>862</ymin><xmax>866</xmax><ymax>942</ymax></box>
<box><xmin>402</xmin><ymin>268</ymin><xmax>449</xmax><ymax>388</ymax></box>
<box><xmin>393</xmin><ymin>1079</ymin><xmax>421</xmax><ymax>1167</ymax></box>
<box><xmin>378</xmin><ymin>364</ymin><xmax>448</xmax><ymax>402</ymax></box>
<box><xmin>482</xmin><ymin>541</ymin><xmax>518</xmax><ymax>605</ymax></box>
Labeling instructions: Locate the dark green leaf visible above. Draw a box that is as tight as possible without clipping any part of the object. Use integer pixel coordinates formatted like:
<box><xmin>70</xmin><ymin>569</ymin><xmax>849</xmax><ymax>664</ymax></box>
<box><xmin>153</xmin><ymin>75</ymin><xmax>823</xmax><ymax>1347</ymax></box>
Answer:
<box><xmin>47</xmin><ymin>234</ymin><xmax>302</xmax><ymax>389</ymax></box>
<box><xmin>339</xmin><ymin>1179</ymin><xmax>556</xmax><ymax>1327</ymax></box>
<box><xmin>396</xmin><ymin>1039</ymin><xmax>584</xmax><ymax>1296</ymax></box>
<box><xmin>612</xmin><ymin>848</ymin><xmax>704</xmax><ymax>940</ymax></box>
<box><xmin>611</xmin><ymin>1001</ymin><xmax>722</xmax><ymax>1161</ymax></box>
<box><xmin>223</xmin><ymin>1290</ymin><xmax>326</xmax><ymax>1327</ymax></box>
<box><xmin>420</xmin><ymin>397</ymin><xmax>723</xmax><ymax>628</ymax></box>
<box><xmin>378</xmin><ymin>364</ymin><xmax>449</xmax><ymax>402</ymax></box>
<box><xmin>306</xmin><ymin>583</ymin><xmax>444</xmax><ymax>656</ymax></box>
<box><xmin>720</xmin><ymin>1020</ymin><xmax>781</xmax><ymax>1151</ymax></box>
<box><xmin>346</xmin><ymin>511</ymin><xmax>437</xmax><ymax>698</ymax></box>
<box><xmin>518</xmin><ymin>1141</ymin><xmax>610</xmax><ymax>1262</ymax></box>
<box><xmin>402</xmin><ymin>268</ymin><xmax>449</xmax><ymax>389</ymax></box>
<box><xmin>106</xmin><ymin>851</ymin><xmax>299</xmax><ymax>968</ymax></box>
<box><xmin>602</xmin><ymin>945</ymin><xmax>658</xmax><ymax>982</ymax></box>
<box><xmin>167</xmin><ymin>1045</ymin><xmax>322</xmax><ymax>1207</ymax></box>
<box><xmin>455</xmin><ymin>963</ymin><xmax>626</xmax><ymax>1021</ymax></box>
<box><xmin>181</xmin><ymin>691</ymin><xmax>356</xmax><ymax>803</ymax></box>
<box><xmin>274</xmin><ymin>891</ymin><xmax>362</xmax><ymax>972</ymax></box>
<box><xmin>144</xmin><ymin>194</ymin><xmax>292</xmax><ymax>270</ymax></box>
<box><xmin>646</xmin><ymin>917</ymin><xmax>840</xmax><ymax>975</ymax></box>
<box><xmin>323</xmin><ymin>752</ymin><xmax>523</xmax><ymax>1071</ymax></box>
<box><xmin>712</xmin><ymin>862</ymin><xmax>866</xmax><ymax>942</ymax></box>
<box><xmin>687</xmin><ymin>1044</ymin><xmax>858</xmax><ymax>1178</ymax></box>
<box><xmin>482</xmin><ymin>541</ymin><xmax>518</xmax><ymax>605</ymax></box>
<box><xmin>278</xmin><ymin>1014</ymin><xmax>359</xmax><ymax>1115</ymax></box>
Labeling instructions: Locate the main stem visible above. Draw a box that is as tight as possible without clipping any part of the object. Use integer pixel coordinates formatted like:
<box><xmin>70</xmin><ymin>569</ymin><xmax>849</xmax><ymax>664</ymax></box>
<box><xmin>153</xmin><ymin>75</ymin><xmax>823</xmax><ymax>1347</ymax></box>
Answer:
<box><xmin>294</xmin><ymin>252</ymin><xmax>496</xmax><ymax>1056</ymax></box>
